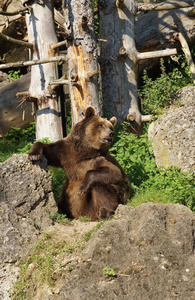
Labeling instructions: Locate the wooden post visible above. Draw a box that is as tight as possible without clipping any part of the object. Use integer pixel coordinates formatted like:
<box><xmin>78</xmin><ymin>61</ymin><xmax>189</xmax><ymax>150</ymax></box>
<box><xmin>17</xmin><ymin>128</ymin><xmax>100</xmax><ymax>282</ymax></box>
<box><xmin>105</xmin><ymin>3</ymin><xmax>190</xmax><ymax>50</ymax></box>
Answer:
<box><xmin>177</xmin><ymin>32</ymin><xmax>195</xmax><ymax>84</ymax></box>
<box><xmin>99</xmin><ymin>0</ymin><xmax>142</xmax><ymax>132</ymax></box>
<box><xmin>22</xmin><ymin>0</ymin><xmax>62</xmax><ymax>141</ymax></box>
<box><xmin>63</xmin><ymin>0</ymin><xmax>101</xmax><ymax>125</ymax></box>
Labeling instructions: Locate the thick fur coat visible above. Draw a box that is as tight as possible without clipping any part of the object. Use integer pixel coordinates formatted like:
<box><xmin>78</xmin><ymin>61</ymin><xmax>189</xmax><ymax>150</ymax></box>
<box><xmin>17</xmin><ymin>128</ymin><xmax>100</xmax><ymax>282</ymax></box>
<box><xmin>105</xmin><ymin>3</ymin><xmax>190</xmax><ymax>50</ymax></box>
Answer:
<box><xmin>29</xmin><ymin>107</ymin><xmax>130</xmax><ymax>220</ymax></box>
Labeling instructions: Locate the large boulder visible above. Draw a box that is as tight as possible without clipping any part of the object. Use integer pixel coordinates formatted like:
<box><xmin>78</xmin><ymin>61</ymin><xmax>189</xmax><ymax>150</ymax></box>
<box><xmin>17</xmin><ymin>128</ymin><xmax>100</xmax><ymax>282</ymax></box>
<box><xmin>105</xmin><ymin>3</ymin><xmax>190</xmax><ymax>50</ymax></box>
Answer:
<box><xmin>0</xmin><ymin>154</ymin><xmax>57</xmax><ymax>263</ymax></box>
<box><xmin>47</xmin><ymin>203</ymin><xmax>195</xmax><ymax>300</ymax></box>
<box><xmin>148</xmin><ymin>86</ymin><xmax>195</xmax><ymax>172</ymax></box>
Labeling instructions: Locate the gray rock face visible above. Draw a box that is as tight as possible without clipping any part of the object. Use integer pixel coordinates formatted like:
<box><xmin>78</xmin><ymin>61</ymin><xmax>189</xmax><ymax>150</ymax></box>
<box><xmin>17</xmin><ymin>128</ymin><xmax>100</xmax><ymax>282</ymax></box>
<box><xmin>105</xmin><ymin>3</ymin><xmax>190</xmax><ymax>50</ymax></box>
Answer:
<box><xmin>148</xmin><ymin>86</ymin><xmax>195</xmax><ymax>172</ymax></box>
<box><xmin>49</xmin><ymin>203</ymin><xmax>195</xmax><ymax>300</ymax></box>
<box><xmin>0</xmin><ymin>71</ymin><xmax>12</xmax><ymax>90</ymax></box>
<box><xmin>0</xmin><ymin>154</ymin><xmax>57</xmax><ymax>263</ymax></box>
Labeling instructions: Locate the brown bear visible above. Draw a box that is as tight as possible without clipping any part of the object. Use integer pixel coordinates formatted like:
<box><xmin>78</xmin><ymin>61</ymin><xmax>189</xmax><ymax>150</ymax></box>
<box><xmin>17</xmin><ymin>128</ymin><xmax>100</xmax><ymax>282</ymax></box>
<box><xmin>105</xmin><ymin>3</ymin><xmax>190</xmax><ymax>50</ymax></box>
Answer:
<box><xmin>28</xmin><ymin>107</ymin><xmax>130</xmax><ymax>221</ymax></box>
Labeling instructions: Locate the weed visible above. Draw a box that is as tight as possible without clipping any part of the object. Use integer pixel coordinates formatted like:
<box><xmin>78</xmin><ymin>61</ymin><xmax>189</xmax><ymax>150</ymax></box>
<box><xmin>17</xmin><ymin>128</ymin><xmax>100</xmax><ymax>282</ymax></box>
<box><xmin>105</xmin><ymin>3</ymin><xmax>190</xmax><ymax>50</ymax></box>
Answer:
<box><xmin>11</xmin><ymin>233</ymin><xmax>80</xmax><ymax>299</ymax></box>
<box><xmin>79</xmin><ymin>215</ymin><xmax>91</xmax><ymax>222</ymax></box>
<box><xmin>110</xmin><ymin>123</ymin><xmax>195</xmax><ymax>212</ymax></box>
<box><xmin>48</xmin><ymin>212</ymin><xmax>71</xmax><ymax>224</ymax></box>
<box><xmin>102</xmin><ymin>267</ymin><xmax>116</xmax><ymax>278</ymax></box>
<box><xmin>83</xmin><ymin>221</ymin><xmax>104</xmax><ymax>242</ymax></box>
<box><xmin>139</xmin><ymin>58</ymin><xmax>193</xmax><ymax>116</ymax></box>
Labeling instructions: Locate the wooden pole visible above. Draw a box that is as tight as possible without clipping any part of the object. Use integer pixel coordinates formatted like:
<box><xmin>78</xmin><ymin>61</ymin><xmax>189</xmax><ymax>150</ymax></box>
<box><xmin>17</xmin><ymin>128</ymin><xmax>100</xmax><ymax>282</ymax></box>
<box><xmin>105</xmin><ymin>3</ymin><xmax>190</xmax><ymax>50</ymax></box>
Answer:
<box><xmin>23</xmin><ymin>0</ymin><xmax>62</xmax><ymax>141</ymax></box>
<box><xmin>63</xmin><ymin>0</ymin><xmax>101</xmax><ymax>125</ymax></box>
<box><xmin>177</xmin><ymin>32</ymin><xmax>195</xmax><ymax>84</ymax></box>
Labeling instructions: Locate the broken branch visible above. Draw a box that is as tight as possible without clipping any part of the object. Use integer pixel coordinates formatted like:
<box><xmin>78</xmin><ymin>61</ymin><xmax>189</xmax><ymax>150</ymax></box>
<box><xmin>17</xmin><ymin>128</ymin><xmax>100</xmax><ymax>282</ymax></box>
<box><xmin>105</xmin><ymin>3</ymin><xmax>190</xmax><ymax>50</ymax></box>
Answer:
<box><xmin>0</xmin><ymin>7</ymin><xmax>30</xmax><ymax>16</ymax></box>
<box><xmin>137</xmin><ymin>48</ymin><xmax>177</xmax><ymax>61</ymax></box>
<box><xmin>0</xmin><ymin>55</ymin><xmax>66</xmax><ymax>70</ymax></box>
<box><xmin>0</xmin><ymin>32</ymin><xmax>33</xmax><ymax>48</ymax></box>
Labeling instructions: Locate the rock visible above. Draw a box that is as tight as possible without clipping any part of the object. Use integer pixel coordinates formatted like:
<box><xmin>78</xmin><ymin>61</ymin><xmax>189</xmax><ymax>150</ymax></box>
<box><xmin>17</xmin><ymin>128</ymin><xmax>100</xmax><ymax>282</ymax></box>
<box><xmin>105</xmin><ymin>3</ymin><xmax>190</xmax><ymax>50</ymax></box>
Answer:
<box><xmin>0</xmin><ymin>72</ymin><xmax>32</xmax><ymax>136</ymax></box>
<box><xmin>48</xmin><ymin>203</ymin><xmax>195</xmax><ymax>300</ymax></box>
<box><xmin>0</xmin><ymin>71</ymin><xmax>12</xmax><ymax>90</ymax></box>
<box><xmin>148</xmin><ymin>86</ymin><xmax>195</xmax><ymax>172</ymax></box>
<box><xmin>0</xmin><ymin>154</ymin><xmax>57</xmax><ymax>263</ymax></box>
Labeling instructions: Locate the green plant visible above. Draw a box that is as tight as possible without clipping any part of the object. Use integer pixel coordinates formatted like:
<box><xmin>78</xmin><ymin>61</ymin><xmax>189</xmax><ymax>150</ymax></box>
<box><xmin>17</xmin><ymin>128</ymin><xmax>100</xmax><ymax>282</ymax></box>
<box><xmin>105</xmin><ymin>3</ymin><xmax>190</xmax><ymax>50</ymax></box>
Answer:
<box><xmin>79</xmin><ymin>215</ymin><xmax>91</xmax><ymax>222</ymax></box>
<box><xmin>48</xmin><ymin>167</ymin><xmax>66</xmax><ymax>201</ymax></box>
<box><xmin>11</xmin><ymin>233</ymin><xmax>79</xmax><ymax>299</ymax></box>
<box><xmin>139</xmin><ymin>57</ymin><xmax>193</xmax><ymax>116</ymax></box>
<box><xmin>102</xmin><ymin>267</ymin><xmax>116</xmax><ymax>278</ymax></box>
<box><xmin>8</xmin><ymin>69</ymin><xmax>22</xmax><ymax>81</ymax></box>
<box><xmin>0</xmin><ymin>123</ymin><xmax>36</xmax><ymax>162</ymax></box>
<box><xmin>82</xmin><ymin>221</ymin><xmax>104</xmax><ymax>242</ymax></box>
<box><xmin>110</xmin><ymin>123</ymin><xmax>195</xmax><ymax>212</ymax></box>
<box><xmin>49</xmin><ymin>212</ymin><xmax>71</xmax><ymax>224</ymax></box>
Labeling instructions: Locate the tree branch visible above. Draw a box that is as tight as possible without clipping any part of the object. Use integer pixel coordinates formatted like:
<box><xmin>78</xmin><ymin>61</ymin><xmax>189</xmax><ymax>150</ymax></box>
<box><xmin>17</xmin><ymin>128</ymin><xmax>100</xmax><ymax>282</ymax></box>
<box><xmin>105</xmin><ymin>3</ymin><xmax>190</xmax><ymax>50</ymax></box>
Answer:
<box><xmin>0</xmin><ymin>6</ymin><xmax>30</xmax><ymax>16</ymax></box>
<box><xmin>0</xmin><ymin>32</ymin><xmax>33</xmax><ymax>48</ymax></box>
<box><xmin>0</xmin><ymin>14</ymin><xmax>23</xmax><ymax>27</ymax></box>
<box><xmin>137</xmin><ymin>48</ymin><xmax>177</xmax><ymax>61</ymax></box>
<box><xmin>0</xmin><ymin>55</ymin><xmax>67</xmax><ymax>70</ymax></box>
<box><xmin>137</xmin><ymin>1</ymin><xmax>194</xmax><ymax>12</ymax></box>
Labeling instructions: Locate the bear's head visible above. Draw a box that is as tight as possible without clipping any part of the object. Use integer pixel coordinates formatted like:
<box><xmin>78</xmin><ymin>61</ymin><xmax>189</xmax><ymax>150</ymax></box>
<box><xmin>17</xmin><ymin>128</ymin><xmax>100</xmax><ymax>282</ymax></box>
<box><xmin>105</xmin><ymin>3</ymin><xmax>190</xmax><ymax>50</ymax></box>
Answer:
<box><xmin>72</xmin><ymin>107</ymin><xmax>117</xmax><ymax>150</ymax></box>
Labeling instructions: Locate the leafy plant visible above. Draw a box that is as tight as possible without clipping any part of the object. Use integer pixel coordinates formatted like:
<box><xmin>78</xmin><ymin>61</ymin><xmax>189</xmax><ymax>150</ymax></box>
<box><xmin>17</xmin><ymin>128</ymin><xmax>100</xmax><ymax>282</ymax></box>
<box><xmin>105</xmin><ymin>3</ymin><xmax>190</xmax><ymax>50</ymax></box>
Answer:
<box><xmin>11</xmin><ymin>233</ymin><xmax>79</xmax><ymax>299</ymax></box>
<box><xmin>48</xmin><ymin>167</ymin><xmax>66</xmax><ymax>201</ymax></box>
<box><xmin>139</xmin><ymin>57</ymin><xmax>193</xmax><ymax>116</ymax></box>
<box><xmin>8</xmin><ymin>69</ymin><xmax>22</xmax><ymax>81</ymax></box>
<box><xmin>110</xmin><ymin>123</ymin><xmax>195</xmax><ymax>212</ymax></box>
<box><xmin>79</xmin><ymin>215</ymin><xmax>91</xmax><ymax>222</ymax></box>
<box><xmin>82</xmin><ymin>221</ymin><xmax>104</xmax><ymax>242</ymax></box>
<box><xmin>49</xmin><ymin>212</ymin><xmax>71</xmax><ymax>224</ymax></box>
<box><xmin>0</xmin><ymin>123</ymin><xmax>36</xmax><ymax>162</ymax></box>
<box><xmin>102</xmin><ymin>267</ymin><xmax>116</xmax><ymax>278</ymax></box>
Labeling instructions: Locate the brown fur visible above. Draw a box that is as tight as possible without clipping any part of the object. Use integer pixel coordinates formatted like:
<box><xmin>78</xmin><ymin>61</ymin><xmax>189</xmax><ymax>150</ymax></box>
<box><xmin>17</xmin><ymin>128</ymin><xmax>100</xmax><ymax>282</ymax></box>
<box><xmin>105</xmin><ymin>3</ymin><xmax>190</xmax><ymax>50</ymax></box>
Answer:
<box><xmin>29</xmin><ymin>107</ymin><xmax>130</xmax><ymax>221</ymax></box>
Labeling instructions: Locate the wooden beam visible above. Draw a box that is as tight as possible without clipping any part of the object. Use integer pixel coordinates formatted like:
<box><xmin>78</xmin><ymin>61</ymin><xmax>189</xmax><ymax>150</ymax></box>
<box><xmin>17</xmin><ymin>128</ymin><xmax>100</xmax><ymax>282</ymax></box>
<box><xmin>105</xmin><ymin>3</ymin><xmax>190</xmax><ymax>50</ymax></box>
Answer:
<box><xmin>177</xmin><ymin>32</ymin><xmax>195</xmax><ymax>84</ymax></box>
<box><xmin>0</xmin><ymin>55</ymin><xmax>66</xmax><ymax>70</ymax></box>
<box><xmin>137</xmin><ymin>1</ymin><xmax>194</xmax><ymax>12</ymax></box>
<box><xmin>137</xmin><ymin>48</ymin><xmax>177</xmax><ymax>61</ymax></box>
<box><xmin>0</xmin><ymin>32</ymin><xmax>33</xmax><ymax>48</ymax></box>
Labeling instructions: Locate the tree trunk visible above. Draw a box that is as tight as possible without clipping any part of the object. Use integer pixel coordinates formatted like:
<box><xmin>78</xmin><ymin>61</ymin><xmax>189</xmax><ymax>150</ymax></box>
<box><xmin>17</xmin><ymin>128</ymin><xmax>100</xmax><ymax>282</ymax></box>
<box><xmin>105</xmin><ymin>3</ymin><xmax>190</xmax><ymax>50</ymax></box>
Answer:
<box><xmin>63</xmin><ymin>0</ymin><xmax>101</xmax><ymax>125</ymax></box>
<box><xmin>22</xmin><ymin>0</ymin><xmax>62</xmax><ymax>141</ymax></box>
<box><xmin>99</xmin><ymin>0</ymin><xmax>141</xmax><ymax>132</ymax></box>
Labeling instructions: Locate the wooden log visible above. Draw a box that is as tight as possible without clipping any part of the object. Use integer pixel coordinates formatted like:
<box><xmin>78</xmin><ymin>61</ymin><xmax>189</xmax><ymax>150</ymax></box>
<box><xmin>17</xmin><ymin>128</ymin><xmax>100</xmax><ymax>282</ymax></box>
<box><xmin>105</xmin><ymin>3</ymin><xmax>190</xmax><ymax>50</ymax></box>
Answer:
<box><xmin>63</xmin><ymin>0</ymin><xmax>101</xmax><ymax>125</ymax></box>
<box><xmin>135</xmin><ymin>6</ymin><xmax>195</xmax><ymax>61</ymax></box>
<box><xmin>99</xmin><ymin>0</ymin><xmax>142</xmax><ymax>133</ymax></box>
<box><xmin>137</xmin><ymin>1</ymin><xmax>194</xmax><ymax>12</ymax></box>
<box><xmin>23</xmin><ymin>0</ymin><xmax>62</xmax><ymax>141</ymax></box>
<box><xmin>177</xmin><ymin>32</ymin><xmax>195</xmax><ymax>84</ymax></box>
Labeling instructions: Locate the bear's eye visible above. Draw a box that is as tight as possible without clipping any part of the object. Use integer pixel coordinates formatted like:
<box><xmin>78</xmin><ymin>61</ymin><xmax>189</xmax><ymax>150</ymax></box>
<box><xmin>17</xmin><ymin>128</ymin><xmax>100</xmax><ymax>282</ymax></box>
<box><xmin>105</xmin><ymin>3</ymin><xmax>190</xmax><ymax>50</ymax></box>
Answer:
<box><xmin>97</xmin><ymin>124</ymin><xmax>103</xmax><ymax>128</ymax></box>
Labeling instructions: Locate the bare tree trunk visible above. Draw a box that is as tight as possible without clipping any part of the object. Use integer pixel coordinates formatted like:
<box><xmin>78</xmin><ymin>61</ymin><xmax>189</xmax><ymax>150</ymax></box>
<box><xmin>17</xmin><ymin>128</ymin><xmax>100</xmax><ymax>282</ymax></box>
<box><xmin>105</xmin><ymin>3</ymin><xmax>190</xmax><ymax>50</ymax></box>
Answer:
<box><xmin>63</xmin><ymin>0</ymin><xmax>101</xmax><ymax>125</ymax></box>
<box><xmin>22</xmin><ymin>0</ymin><xmax>62</xmax><ymax>141</ymax></box>
<box><xmin>99</xmin><ymin>0</ymin><xmax>142</xmax><ymax>132</ymax></box>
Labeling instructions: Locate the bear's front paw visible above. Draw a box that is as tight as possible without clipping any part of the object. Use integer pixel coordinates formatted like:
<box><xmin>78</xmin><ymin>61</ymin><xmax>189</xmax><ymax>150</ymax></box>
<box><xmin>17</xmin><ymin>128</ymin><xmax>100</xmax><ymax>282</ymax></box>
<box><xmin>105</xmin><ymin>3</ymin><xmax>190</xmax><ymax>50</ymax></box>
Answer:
<box><xmin>28</xmin><ymin>153</ymin><xmax>43</xmax><ymax>161</ymax></box>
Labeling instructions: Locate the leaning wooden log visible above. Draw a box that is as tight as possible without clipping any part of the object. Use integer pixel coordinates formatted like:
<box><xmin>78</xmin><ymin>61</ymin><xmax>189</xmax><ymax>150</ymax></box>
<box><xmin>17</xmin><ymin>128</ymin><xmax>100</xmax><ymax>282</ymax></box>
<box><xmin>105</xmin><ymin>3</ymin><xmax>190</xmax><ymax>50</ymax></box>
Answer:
<box><xmin>135</xmin><ymin>6</ymin><xmax>195</xmax><ymax>71</ymax></box>
<box><xmin>137</xmin><ymin>0</ymin><xmax>194</xmax><ymax>12</ymax></box>
<box><xmin>177</xmin><ymin>32</ymin><xmax>195</xmax><ymax>84</ymax></box>
<box><xmin>0</xmin><ymin>72</ymin><xmax>33</xmax><ymax>135</ymax></box>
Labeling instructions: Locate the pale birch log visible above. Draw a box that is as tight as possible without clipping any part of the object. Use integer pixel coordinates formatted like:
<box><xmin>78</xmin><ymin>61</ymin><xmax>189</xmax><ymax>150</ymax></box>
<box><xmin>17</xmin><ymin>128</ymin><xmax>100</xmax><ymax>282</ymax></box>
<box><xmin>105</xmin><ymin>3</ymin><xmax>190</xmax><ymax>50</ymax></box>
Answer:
<box><xmin>23</xmin><ymin>0</ymin><xmax>62</xmax><ymax>141</ymax></box>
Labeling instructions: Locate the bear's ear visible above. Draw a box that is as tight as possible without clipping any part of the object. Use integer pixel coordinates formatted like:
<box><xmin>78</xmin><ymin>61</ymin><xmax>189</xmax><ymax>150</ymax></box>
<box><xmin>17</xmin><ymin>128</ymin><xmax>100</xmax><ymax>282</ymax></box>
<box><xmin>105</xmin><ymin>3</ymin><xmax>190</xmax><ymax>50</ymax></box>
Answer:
<box><xmin>109</xmin><ymin>117</ymin><xmax>117</xmax><ymax>127</ymax></box>
<box><xmin>85</xmin><ymin>106</ymin><xmax>96</xmax><ymax>119</ymax></box>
